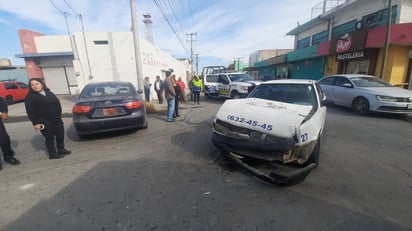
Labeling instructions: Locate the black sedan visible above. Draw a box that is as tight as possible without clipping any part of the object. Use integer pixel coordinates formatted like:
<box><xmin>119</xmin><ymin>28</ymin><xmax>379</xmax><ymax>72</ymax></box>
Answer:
<box><xmin>72</xmin><ymin>81</ymin><xmax>147</xmax><ymax>136</ymax></box>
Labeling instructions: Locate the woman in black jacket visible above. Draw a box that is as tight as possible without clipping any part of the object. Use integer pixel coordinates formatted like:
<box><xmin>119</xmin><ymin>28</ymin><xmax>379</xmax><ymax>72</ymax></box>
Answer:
<box><xmin>25</xmin><ymin>78</ymin><xmax>71</xmax><ymax>159</ymax></box>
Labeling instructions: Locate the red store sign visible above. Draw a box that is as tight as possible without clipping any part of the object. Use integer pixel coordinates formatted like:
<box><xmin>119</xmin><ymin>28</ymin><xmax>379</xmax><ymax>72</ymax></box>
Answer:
<box><xmin>330</xmin><ymin>29</ymin><xmax>367</xmax><ymax>55</ymax></box>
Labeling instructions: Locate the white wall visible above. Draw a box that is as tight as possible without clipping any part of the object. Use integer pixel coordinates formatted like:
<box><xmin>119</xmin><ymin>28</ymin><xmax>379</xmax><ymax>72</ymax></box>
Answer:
<box><xmin>297</xmin><ymin>22</ymin><xmax>328</xmax><ymax>42</ymax></box>
<box><xmin>399</xmin><ymin>0</ymin><xmax>412</xmax><ymax>23</ymax></box>
<box><xmin>35</xmin><ymin>35</ymin><xmax>72</xmax><ymax>52</ymax></box>
<box><xmin>72</xmin><ymin>31</ymin><xmax>190</xmax><ymax>99</ymax></box>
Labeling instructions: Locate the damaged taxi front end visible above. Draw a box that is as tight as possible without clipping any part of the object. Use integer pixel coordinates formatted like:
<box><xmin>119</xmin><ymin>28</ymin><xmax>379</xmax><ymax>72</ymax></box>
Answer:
<box><xmin>212</xmin><ymin>80</ymin><xmax>328</xmax><ymax>185</ymax></box>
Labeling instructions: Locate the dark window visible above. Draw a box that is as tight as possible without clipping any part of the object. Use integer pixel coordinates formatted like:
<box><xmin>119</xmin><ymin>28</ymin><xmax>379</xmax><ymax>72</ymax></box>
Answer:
<box><xmin>332</xmin><ymin>20</ymin><xmax>357</xmax><ymax>37</ymax></box>
<box><xmin>312</xmin><ymin>31</ymin><xmax>328</xmax><ymax>45</ymax></box>
<box><xmin>335</xmin><ymin>77</ymin><xmax>351</xmax><ymax>87</ymax></box>
<box><xmin>206</xmin><ymin>75</ymin><xmax>218</xmax><ymax>83</ymax></box>
<box><xmin>17</xmin><ymin>83</ymin><xmax>29</xmax><ymax>89</ymax></box>
<box><xmin>319</xmin><ymin>77</ymin><xmax>335</xmax><ymax>86</ymax></box>
<box><xmin>218</xmin><ymin>75</ymin><xmax>229</xmax><ymax>84</ymax></box>
<box><xmin>297</xmin><ymin>37</ymin><xmax>310</xmax><ymax>49</ymax></box>
<box><xmin>93</xmin><ymin>40</ymin><xmax>109</xmax><ymax>45</ymax></box>
<box><xmin>5</xmin><ymin>83</ymin><xmax>18</xmax><ymax>89</ymax></box>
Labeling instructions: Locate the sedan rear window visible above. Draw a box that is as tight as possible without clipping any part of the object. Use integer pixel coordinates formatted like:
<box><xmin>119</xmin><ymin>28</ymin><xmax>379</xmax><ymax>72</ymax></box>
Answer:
<box><xmin>82</xmin><ymin>84</ymin><xmax>134</xmax><ymax>98</ymax></box>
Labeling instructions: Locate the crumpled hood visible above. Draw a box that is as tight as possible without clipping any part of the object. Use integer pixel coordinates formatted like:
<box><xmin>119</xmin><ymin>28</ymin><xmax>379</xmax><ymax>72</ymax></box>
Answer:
<box><xmin>215</xmin><ymin>98</ymin><xmax>313</xmax><ymax>138</ymax></box>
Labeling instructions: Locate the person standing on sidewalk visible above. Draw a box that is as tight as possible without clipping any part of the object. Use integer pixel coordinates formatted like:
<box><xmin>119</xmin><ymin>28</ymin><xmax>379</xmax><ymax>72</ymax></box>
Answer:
<box><xmin>172</xmin><ymin>77</ymin><xmax>181</xmax><ymax>118</ymax></box>
<box><xmin>143</xmin><ymin>76</ymin><xmax>152</xmax><ymax>102</ymax></box>
<box><xmin>176</xmin><ymin>77</ymin><xmax>186</xmax><ymax>103</ymax></box>
<box><xmin>188</xmin><ymin>76</ymin><xmax>195</xmax><ymax>102</ymax></box>
<box><xmin>25</xmin><ymin>78</ymin><xmax>71</xmax><ymax>159</ymax></box>
<box><xmin>0</xmin><ymin>97</ymin><xmax>21</xmax><ymax>171</ymax></box>
<box><xmin>154</xmin><ymin>75</ymin><xmax>164</xmax><ymax>104</ymax></box>
<box><xmin>164</xmin><ymin>72</ymin><xmax>176</xmax><ymax>122</ymax></box>
<box><xmin>192</xmin><ymin>75</ymin><xmax>203</xmax><ymax>104</ymax></box>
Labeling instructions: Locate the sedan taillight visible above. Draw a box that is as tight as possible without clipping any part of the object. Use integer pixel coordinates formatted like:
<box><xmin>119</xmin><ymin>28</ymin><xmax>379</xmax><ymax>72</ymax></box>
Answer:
<box><xmin>73</xmin><ymin>105</ymin><xmax>92</xmax><ymax>114</ymax></box>
<box><xmin>125</xmin><ymin>101</ymin><xmax>143</xmax><ymax>109</ymax></box>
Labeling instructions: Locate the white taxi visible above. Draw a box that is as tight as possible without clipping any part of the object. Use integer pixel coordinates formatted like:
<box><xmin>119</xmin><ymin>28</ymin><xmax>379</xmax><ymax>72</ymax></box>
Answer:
<box><xmin>212</xmin><ymin>79</ymin><xmax>330</xmax><ymax>185</ymax></box>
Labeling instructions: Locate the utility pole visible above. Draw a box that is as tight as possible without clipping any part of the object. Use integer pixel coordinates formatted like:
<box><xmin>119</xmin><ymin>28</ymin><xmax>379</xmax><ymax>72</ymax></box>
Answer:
<box><xmin>63</xmin><ymin>0</ymin><xmax>93</xmax><ymax>79</ymax></box>
<box><xmin>130</xmin><ymin>0</ymin><xmax>144</xmax><ymax>94</ymax></box>
<box><xmin>195</xmin><ymin>53</ymin><xmax>199</xmax><ymax>75</ymax></box>
<box><xmin>79</xmin><ymin>14</ymin><xmax>93</xmax><ymax>80</ymax></box>
<box><xmin>186</xmin><ymin>32</ymin><xmax>197</xmax><ymax>76</ymax></box>
<box><xmin>379</xmin><ymin>0</ymin><xmax>392</xmax><ymax>79</ymax></box>
<box><xmin>233</xmin><ymin>57</ymin><xmax>243</xmax><ymax>71</ymax></box>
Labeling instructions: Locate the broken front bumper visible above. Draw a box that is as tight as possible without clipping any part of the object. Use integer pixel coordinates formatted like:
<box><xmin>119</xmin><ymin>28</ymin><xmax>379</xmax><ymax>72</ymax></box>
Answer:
<box><xmin>212</xmin><ymin>132</ymin><xmax>317</xmax><ymax>185</ymax></box>
<box><xmin>224</xmin><ymin>151</ymin><xmax>316</xmax><ymax>186</ymax></box>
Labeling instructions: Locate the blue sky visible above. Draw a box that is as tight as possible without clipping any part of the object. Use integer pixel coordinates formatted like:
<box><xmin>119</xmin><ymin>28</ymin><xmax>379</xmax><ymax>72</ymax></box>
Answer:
<box><xmin>0</xmin><ymin>0</ymin><xmax>328</xmax><ymax>70</ymax></box>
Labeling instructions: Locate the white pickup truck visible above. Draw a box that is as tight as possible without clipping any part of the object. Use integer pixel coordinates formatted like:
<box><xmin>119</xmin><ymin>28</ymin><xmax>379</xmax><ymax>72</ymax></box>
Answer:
<box><xmin>203</xmin><ymin>72</ymin><xmax>262</xmax><ymax>99</ymax></box>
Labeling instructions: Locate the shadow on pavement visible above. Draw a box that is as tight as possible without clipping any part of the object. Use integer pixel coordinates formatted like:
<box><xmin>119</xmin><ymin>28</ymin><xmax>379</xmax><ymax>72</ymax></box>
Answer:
<box><xmin>3</xmin><ymin>157</ymin><xmax>411</xmax><ymax>231</ymax></box>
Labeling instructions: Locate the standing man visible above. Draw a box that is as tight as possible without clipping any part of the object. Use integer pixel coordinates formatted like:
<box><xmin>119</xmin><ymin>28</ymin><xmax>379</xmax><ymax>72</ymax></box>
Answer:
<box><xmin>143</xmin><ymin>76</ymin><xmax>152</xmax><ymax>102</ymax></box>
<box><xmin>164</xmin><ymin>71</ymin><xmax>176</xmax><ymax>122</ymax></box>
<box><xmin>0</xmin><ymin>97</ymin><xmax>21</xmax><ymax>171</ymax></box>
<box><xmin>176</xmin><ymin>77</ymin><xmax>186</xmax><ymax>103</ymax></box>
<box><xmin>154</xmin><ymin>75</ymin><xmax>164</xmax><ymax>104</ymax></box>
<box><xmin>193</xmin><ymin>75</ymin><xmax>203</xmax><ymax>105</ymax></box>
<box><xmin>188</xmin><ymin>76</ymin><xmax>195</xmax><ymax>102</ymax></box>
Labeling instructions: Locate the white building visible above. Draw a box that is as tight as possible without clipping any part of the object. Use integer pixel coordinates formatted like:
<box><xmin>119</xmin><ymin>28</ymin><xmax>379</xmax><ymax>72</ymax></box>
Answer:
<box><xmin>17</xmin><ymin>29</ymin><xmax>191</xmax><ymax>97</ymax></box>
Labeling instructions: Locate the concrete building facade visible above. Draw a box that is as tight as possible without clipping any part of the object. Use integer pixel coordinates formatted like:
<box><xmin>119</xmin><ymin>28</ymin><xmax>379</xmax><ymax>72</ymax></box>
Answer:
<box><xmin>286</xmin><ymin>0</ymin><xmax>412</xmax><ymax>89</ymax></box>
<box><xmin>16</xmin><ymin>29</ymin><xmax>191</xmax><ymax>97</ymax></box>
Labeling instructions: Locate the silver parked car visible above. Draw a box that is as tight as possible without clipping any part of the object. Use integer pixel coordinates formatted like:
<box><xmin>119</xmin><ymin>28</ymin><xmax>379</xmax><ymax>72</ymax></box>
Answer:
<box><xmin>318</xmin><ymin>74</ymin><xmax>412</xmax><ymax>114</ymax></box>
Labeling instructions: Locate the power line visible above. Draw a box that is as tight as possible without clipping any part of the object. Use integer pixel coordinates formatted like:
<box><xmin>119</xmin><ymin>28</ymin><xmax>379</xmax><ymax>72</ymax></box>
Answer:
<box><xmin>63</xmin><ymin>0</ymin><xmax>93</xmax><ymax>79</ymax></box>
<box><xmin>153</xmin><ymin>0</ymin><xmax>190</xmax><ymax>56</ymax></box>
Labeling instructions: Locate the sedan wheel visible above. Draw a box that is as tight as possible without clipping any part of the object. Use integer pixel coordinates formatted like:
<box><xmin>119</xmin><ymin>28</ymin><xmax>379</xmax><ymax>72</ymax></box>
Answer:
<box><xmin>352</xmin><ymin>97</ymin><xmax>370</xmax><ymax>114</ymax></box>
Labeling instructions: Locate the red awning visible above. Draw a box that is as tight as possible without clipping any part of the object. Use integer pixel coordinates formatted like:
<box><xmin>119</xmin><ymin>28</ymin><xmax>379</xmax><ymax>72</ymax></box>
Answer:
<box><xmin>317</xmin><ymin>41</ymin><xmax>330</xmax><ymax>56</ymax></box>
<box><xmin>366</xmin><ymin>23</ymin><xmax>412</xmax><ymax>48</ymax></box>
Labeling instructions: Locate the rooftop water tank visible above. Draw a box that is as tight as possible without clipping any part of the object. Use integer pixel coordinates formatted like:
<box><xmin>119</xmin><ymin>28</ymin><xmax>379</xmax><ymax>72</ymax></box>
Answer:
<box><xmin>0</xmin><ymin>58</ymin><xmax>12</xmax><ymax>67</ymax></box>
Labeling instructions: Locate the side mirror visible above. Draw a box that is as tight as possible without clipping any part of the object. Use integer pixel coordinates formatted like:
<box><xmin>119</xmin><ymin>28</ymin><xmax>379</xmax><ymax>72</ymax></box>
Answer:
<box><xmin>137</xmin><ymin>89</ymin><xmax>143</xmax><ymax>94</ymax></box>
<box><xmin>342</xmin><ymin>83</ymin><xmax>353</xmax><ymax>88</ymax></box>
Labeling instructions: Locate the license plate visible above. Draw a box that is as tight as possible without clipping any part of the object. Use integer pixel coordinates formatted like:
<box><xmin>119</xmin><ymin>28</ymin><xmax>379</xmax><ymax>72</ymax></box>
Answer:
<box><xmin>407</xmin><ymin>104</ymin><xmax>412</xmax><ymax>109</ymax></box>
<box><xmin>103</xmin><ymin>107</ymin><xmax>118</xmax><ymax>116</ymax></box>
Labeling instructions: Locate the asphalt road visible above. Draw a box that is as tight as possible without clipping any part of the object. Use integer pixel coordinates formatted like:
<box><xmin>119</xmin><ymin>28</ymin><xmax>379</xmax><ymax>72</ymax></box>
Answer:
<box><xmin>0</xmin><ymin>98</ymin><xmax>411</xmax><ymax>231</ymax></box>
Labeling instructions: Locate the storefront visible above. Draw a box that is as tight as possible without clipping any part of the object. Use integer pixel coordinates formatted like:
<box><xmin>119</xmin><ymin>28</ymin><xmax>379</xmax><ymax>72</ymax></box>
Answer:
<box><xmin>286</xmin><ymin>46</ymin><xmax>325</xmax><ymax>80</ymax></box>
<box><xmin>329</xmin><ymin>29</ymin><xmax>379</xmax><ymax>75</ymax></box>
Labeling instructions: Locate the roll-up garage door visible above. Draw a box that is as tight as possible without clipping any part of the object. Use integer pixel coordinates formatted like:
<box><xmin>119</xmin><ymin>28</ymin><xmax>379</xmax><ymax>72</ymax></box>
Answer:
<box><xmin>42</xmin><ymin>67</ymin><xmax>71</xmax><ymax>94</ymax></box>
